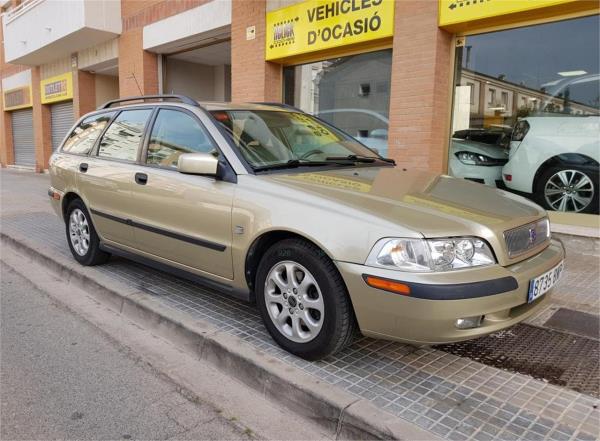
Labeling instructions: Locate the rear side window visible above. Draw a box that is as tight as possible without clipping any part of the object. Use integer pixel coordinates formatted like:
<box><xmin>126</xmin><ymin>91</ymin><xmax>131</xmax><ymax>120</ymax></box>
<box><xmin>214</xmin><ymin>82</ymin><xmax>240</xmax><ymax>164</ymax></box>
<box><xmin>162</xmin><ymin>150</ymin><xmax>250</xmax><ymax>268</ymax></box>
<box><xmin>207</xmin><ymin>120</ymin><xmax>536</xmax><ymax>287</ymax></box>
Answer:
<box><xmin>97</xmin><ymin>109</ymin><xmax>152</xmax><ymax>161</ymax></box>
<box><xmin>61</xmin><ymin>112</ymin><xmax>114</xmax><ymax>155</ymax></box>
<box><xmin>146</xmin><ymin>109</ymin><xmax>216</xmax><ymax>168</ymax></box>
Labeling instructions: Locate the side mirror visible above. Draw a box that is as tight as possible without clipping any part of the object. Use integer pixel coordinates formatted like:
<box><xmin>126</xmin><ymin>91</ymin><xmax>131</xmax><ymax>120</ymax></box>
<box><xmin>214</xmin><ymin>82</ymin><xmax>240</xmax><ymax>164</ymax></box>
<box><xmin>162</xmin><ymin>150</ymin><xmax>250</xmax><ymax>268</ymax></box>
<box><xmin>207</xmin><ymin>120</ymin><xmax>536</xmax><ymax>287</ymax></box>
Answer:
<box><xmin>177</xmin><ymin>152</ymin><xmax>219</xmax><ymax>176</ymax></box>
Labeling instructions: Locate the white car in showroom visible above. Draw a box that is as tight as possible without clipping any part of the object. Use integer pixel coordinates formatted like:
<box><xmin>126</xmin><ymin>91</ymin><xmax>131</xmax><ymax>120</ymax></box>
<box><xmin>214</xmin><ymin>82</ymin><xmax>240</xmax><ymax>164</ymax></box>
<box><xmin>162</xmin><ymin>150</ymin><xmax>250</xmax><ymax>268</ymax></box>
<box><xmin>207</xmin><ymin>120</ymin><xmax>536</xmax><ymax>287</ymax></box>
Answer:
<box><xmin>449</xmin><ymin>129</ymin><xmax>510</xmax><ymax>188</ymax></box>
<box><xmin>502</xmin><ymin>75</ymin><xmax>599</xmax><ymax>214</ymax></box>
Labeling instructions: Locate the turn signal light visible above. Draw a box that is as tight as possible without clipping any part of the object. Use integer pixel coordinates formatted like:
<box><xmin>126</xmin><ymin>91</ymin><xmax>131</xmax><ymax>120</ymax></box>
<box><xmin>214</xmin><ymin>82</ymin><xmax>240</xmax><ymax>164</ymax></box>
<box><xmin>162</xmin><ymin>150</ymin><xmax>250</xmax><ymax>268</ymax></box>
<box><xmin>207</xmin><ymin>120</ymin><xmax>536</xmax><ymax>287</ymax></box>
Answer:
<box><xmin>364</xmin><ymin>275</ymin><xmax>411</xmax><ymax>295</ymax></box>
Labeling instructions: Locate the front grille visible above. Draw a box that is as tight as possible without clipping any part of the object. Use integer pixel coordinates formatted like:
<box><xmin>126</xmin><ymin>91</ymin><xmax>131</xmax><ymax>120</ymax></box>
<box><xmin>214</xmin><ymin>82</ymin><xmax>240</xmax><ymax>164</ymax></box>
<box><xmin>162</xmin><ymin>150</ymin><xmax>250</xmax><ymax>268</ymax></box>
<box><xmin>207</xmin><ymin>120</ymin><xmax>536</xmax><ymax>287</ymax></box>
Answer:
<box><xmin>504</xmin><ymin>218</ymin><xmax>550</xmax><ymax>258</ymax></box>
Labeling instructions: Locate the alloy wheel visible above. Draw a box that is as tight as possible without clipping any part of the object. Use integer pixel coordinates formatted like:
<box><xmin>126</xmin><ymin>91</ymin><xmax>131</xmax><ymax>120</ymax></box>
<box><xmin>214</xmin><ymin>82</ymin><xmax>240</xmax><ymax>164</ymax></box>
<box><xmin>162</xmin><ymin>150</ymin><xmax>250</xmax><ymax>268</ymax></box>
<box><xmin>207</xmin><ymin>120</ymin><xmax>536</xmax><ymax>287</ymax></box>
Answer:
<box><xmin>544</xmin><ymin>169</ymin><xmax>594</xmax><ymax>213</ymax></box>
<box><xmin>264</xmin><ymin>261</ymin><xmax>324</xmax><ymax>343</ymax></box>
<box><xmin>69</xmin><ymin>208</ymin><xmax>91</xmax><ymax>256</ymax></box>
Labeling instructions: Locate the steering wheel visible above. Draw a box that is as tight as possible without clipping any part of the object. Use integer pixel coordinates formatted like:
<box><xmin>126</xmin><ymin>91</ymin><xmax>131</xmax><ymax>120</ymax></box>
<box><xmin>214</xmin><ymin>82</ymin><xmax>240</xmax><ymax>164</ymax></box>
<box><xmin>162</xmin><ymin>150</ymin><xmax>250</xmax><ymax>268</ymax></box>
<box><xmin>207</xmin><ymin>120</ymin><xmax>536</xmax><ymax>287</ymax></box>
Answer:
<box><xmin>299</xmin><ymin>149</ymin><xmax>324</xmax><ymax>160</ymax></box>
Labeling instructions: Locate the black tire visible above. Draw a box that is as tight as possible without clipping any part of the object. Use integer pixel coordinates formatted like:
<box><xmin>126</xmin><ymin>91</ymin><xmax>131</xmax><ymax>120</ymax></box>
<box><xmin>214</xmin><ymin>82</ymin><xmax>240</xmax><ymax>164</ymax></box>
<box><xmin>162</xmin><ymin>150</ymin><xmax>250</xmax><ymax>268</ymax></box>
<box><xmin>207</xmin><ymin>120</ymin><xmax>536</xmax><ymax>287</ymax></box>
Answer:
<box><xmin>255</xmin><ymin>238</ymin><xmax>357</xmax><ymax>360</ymax></box>
<box><xmin>535</xmin><ymin>165</ymin><xmax>599</xmax><ymax>214</ymax></box>
<box><xmin>65</xmin><ymin>198</ymin><xmax>110</xmax><ymax>266</ymax></box>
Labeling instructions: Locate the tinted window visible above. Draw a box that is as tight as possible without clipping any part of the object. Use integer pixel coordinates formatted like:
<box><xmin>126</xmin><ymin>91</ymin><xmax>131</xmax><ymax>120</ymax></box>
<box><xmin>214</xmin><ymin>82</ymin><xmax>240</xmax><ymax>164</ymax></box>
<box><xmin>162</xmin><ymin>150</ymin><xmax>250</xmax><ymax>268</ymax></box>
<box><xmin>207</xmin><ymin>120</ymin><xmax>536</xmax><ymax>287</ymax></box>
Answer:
<box><xmin>147</xmin><ymin>109</ymin><xmax>216</xmax><ymax>168</ymax></box>
<box><xmin>98</xmin><ymin>109</ymin><xmax>152</xmax><ymax>161</ymax></box>
<box><xmin>61</xmin><ymin>112</ymin><xmax>114</xmax><ymax>155</ymax></box>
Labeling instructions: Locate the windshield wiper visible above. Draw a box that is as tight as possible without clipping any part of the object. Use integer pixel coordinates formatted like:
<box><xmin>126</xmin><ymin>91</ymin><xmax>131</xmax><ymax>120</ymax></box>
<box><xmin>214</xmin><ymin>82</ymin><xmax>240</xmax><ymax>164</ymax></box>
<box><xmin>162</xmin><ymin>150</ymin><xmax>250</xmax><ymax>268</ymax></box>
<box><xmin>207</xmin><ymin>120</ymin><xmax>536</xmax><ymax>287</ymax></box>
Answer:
<box><xmin>325</xmin><ymin>154</ymin><xmax>396</xmax><ymax>165</ymax></box>
<box><xmin>253</xmin><ymin>159</ymin><xmax>332</xmax><ymax>172</ymax></box>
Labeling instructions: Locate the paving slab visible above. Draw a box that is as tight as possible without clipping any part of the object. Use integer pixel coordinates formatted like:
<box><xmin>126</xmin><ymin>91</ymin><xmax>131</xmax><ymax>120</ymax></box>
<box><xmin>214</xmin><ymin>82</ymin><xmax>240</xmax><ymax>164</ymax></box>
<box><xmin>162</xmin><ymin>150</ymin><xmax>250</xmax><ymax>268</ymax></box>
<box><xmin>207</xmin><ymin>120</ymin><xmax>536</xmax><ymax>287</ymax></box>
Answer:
<box><xmin>1</xmin><ymin>169</ymin><xmax>599</xmax><ymax>441</ymax></box>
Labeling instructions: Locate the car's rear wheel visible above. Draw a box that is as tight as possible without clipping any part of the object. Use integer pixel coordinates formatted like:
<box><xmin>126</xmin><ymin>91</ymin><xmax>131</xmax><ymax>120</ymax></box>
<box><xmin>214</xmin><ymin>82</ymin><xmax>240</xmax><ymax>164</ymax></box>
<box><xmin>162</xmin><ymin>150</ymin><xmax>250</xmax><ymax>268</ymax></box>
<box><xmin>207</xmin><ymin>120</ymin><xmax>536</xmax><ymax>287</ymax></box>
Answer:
<box><xmin>66</xmin><ymin>199</ymin><xmax>110</xmax><ymax>266</ymax></box>
<box><xmin>255</xmin><ymin>238</ymin><xmax>356</xmax><ymax>360</ymax></box>
<box><xmin>537</xmin><ymin>166</ymin><xmax>599</xmax><ymax>214</ymax></box>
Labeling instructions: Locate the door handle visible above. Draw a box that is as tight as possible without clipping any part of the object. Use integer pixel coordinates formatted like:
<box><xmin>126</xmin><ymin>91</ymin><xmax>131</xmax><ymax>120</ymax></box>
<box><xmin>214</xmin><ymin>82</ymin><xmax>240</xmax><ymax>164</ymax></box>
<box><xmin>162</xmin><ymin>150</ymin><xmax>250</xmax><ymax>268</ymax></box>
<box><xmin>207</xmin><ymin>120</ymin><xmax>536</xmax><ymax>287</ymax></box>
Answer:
<box><xmin>135</xmin><ymin>172</ymin><xmax>148</xmax><ymax>185</ymax></box>
<box><xmin>79</xmin><ymin>163</ymin><xmax>88</xmax><ymax>173</ymax></box>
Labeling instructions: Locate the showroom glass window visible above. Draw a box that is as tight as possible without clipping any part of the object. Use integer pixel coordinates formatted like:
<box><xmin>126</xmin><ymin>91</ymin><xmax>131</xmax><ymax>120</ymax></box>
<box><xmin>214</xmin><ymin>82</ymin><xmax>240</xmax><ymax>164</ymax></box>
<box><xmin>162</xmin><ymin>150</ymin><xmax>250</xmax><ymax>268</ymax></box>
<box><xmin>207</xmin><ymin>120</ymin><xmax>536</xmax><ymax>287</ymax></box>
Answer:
<box><xmin>283</xmin><ymin>49</ymin><xmax>392</xmax><ymax>156</ymax></box>
<box><xmin>449</xmin><ymin>16</ymin><xmax>599</xmax><ymax>215</ymax></box>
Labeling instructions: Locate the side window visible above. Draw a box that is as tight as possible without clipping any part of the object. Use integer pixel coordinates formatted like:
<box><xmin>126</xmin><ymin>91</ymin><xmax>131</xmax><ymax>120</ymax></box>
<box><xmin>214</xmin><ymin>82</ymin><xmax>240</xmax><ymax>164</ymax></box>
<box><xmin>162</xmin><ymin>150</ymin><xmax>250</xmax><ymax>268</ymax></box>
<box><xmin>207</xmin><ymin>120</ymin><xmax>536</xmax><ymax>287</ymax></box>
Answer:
<box><xmin>147</xmin><ymin>109</ymin><xmax>217</xmax><ymax>168</ymax></box>
<box><xmin>97</xmin><ymin>109</ymin><xmax>152</xmax><ymax>161</ymax></box>
<box><xmin>61</xmin><ymin>112</ymin><xmax>115</xmax><ymax>155</ymax></box>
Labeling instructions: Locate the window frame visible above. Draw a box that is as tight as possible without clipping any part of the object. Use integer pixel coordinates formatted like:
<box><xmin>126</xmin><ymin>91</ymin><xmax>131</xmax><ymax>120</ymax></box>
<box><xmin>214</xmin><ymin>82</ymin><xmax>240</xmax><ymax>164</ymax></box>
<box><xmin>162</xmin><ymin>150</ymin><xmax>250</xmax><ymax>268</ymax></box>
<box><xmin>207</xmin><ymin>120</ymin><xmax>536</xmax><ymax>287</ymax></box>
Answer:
<box><xmin>141</xmin><ymin>106</ymin><xmax>221</xmax><ymax>172</ymax></box>
<box><xmin>92</xmin><ymin>106</ymin><xmax>156</xmax><ymax>164</ymax></box>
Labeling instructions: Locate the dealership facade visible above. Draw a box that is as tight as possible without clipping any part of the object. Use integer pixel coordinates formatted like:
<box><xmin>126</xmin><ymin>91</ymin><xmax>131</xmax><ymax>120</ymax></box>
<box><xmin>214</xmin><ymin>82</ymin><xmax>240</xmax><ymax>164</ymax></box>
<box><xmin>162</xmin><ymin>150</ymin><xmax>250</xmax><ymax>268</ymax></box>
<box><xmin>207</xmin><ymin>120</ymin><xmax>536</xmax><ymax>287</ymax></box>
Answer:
<box><xmin>1</xmin><ymin>0</ymin><xmax>598</xmax><ymax>231</ymax></box>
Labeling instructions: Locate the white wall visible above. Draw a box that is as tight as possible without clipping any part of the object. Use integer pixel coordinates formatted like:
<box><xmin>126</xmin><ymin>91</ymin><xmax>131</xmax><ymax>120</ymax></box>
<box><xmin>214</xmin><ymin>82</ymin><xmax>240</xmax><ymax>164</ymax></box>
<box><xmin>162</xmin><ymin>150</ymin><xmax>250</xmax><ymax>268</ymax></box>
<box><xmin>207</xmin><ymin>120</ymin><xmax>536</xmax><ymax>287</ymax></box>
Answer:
<box><xmin>2</xmin><ymin>0</ymin><xmax>120</xmax><ymax>64</ymax></box>
<box><xmin>95</xmin><ymin>74</ymin><xmax>119</xmax><ymax>107</ymax></box>
<box><xmin>1</xmin><ymin>69</ymin><xmax>31</xmax><ymax>90</ymax></box>
<box><xmin>143</xmin><ymin>0</ymin><xmax>231</xmax><ymax>53</ymax></box>
<box><xmin>165</xmin><ymin>59</ymin><xmax>215</xmax><ymax>101</ymax></box>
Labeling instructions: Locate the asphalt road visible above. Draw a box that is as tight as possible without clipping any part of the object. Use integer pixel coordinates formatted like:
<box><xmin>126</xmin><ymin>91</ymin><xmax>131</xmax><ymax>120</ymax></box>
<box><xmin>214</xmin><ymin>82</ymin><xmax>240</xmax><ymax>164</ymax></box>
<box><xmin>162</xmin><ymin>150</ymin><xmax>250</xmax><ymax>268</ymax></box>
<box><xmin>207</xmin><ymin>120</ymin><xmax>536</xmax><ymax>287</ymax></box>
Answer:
<box><xmin>0</xmin><ymin>263</ymin><xmax>252</xmax><ymax>440</ymax></box>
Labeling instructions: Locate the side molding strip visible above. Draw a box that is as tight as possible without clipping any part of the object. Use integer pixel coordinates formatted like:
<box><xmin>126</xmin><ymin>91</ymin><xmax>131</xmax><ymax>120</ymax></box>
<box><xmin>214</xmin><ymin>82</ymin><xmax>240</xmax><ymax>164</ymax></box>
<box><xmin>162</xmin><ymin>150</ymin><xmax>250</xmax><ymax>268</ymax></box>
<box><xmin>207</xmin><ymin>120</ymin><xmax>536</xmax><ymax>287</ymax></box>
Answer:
<box><xmin>90</xmin><ymin>208</ymin><xmax>226</xmax><ymax>252</ymax></box>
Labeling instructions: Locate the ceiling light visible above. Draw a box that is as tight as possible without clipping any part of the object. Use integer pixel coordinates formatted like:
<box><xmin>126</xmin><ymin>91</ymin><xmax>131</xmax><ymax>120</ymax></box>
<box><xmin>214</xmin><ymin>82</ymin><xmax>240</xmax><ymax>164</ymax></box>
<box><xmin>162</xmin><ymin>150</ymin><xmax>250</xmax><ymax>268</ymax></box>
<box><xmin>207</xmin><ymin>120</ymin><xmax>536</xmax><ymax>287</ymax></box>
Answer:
<box><xmin>558</xmin><ymin>70</ymin><xmax>587</xmax><ymax>77</ymax></box>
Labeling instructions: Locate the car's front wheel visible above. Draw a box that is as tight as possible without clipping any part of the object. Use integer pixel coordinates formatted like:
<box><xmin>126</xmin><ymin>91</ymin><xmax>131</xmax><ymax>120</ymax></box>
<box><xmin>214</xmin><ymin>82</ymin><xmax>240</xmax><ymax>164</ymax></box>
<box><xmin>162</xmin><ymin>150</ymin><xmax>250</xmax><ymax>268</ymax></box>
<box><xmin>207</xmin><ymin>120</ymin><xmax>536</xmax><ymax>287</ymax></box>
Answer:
<box><xmin>537</xmin><ymin>166</ymin><xmax>599</xmax><ymax>214</ymax></box>
<box><xmin>65</xmin><ymin>199</ymin><xmax>110</xmax><ymax>266</ymax></box>
<box><xmin>255</xmin><ymin>238</ymin><xmax>356</xmax><ymax>360</ymax></box>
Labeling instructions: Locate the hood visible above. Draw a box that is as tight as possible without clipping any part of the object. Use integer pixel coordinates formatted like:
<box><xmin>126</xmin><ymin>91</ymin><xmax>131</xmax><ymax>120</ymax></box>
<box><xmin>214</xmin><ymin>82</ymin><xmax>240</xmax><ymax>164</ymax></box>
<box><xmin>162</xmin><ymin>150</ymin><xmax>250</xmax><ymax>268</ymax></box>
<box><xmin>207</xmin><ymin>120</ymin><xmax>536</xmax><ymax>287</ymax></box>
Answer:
<box><xmin>262</xmin><ymin>166</ymin><xmax>545</xmax><ymax>239</ymax></box>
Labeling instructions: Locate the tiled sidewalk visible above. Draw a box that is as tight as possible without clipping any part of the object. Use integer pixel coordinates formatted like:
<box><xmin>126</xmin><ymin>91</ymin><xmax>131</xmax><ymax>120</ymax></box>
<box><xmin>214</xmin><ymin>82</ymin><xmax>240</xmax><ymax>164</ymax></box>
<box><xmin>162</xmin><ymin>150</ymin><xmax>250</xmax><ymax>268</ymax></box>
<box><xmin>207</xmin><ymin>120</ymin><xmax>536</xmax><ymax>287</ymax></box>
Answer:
<box><xmin>2</xmin><ymin>170</ymin><xmax>599</xmax><ymax>441</ymax></box>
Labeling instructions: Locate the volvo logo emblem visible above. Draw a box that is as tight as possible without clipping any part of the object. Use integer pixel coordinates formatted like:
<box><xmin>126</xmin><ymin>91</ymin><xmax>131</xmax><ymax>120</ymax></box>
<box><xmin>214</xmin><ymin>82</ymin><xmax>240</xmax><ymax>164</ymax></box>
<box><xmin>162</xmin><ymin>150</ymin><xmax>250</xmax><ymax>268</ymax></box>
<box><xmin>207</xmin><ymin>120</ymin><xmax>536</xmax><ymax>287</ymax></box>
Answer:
<box><xmin>528</xmin><ymin>228</ymin><xmax>537</xmax><ymax>245</ymax></box>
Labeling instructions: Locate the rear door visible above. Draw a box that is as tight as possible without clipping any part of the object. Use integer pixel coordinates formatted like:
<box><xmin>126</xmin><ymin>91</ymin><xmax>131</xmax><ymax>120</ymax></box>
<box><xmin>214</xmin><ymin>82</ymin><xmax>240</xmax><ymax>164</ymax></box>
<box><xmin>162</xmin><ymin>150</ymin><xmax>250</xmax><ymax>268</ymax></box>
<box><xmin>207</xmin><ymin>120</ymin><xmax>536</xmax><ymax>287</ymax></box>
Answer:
<box><xmin>78</xmin><ymin>108</ymin><xmax>154</xmax><ymax>248</ymax></box>
<box><xmin>127</xmin><ymin>107</ymin><xmax>235</xmax><ymax>279</ymax></box>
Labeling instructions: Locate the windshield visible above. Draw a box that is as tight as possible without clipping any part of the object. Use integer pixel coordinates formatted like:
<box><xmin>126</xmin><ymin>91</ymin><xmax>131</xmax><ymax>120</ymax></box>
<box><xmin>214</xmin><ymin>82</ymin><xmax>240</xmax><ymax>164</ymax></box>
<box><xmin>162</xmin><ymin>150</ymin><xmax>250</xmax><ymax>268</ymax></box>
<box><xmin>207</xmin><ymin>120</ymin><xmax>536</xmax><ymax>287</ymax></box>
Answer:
<box><xmin>210</xmin><ymin>110</ymin><xmax>385</xmax><ymax>170</ymax></box>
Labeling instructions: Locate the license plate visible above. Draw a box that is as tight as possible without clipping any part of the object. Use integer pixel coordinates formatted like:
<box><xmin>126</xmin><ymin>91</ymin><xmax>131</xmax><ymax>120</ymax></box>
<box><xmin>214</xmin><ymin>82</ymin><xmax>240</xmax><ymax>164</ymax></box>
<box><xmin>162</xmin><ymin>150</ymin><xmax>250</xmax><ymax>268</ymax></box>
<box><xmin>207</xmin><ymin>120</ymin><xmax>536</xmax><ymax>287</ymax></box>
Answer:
<box><xmin>528</xmin><ymin>260</ymin><xmax>564</xmax><ymax>303</ymax></box>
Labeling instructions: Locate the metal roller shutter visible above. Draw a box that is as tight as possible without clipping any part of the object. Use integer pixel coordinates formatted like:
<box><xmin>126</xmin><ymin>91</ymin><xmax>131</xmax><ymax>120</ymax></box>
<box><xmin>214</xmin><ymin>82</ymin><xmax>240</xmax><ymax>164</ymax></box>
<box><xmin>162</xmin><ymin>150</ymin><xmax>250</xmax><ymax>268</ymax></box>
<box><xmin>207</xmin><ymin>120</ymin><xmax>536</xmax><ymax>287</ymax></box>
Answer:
<box><xmin>51</xmin><ymin>101</ymin><xmax>74</xmax><ymax>151</ymax></box>
<box><xmin>11</xmin><ymin>109</ymin><xmax>35</xmax><ymax>167</ymax></box>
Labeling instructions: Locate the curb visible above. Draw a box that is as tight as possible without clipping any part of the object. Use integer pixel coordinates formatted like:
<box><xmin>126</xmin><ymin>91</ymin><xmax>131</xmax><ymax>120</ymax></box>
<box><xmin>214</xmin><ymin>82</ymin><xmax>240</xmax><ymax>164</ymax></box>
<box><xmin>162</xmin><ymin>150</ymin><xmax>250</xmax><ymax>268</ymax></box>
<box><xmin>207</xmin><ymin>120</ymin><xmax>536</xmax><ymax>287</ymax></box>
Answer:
<box><xmin>1</xmin><ymin>230</ymin><xmax>440</xmax><ymax>441</ymax></box>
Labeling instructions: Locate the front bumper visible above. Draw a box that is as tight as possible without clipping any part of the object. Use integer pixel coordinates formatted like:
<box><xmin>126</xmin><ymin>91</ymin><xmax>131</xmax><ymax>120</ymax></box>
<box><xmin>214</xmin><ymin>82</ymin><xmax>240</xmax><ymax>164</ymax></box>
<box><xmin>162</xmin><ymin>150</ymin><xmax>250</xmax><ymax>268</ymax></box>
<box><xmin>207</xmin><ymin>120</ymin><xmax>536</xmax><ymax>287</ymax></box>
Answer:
<box><xmin>337</xmin><ymin>239</ymin><xmax>565</xmax><ymax>345</ymax></box>
<box><xmin>449</xmin><ymin>160</ymin><xmax>503</xmax><ymax>187</ymax></box>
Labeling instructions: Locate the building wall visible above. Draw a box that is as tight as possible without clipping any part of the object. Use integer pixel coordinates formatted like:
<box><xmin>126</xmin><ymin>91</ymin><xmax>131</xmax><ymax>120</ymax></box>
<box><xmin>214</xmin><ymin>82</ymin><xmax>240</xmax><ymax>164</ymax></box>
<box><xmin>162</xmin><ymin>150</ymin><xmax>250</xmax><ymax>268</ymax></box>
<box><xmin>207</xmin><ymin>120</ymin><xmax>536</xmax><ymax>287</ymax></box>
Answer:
<box><xmin>387</xmin><ymin>0</ymin><xmax>453</xmax><ymax>173</ymax></box>
<box><xmin>95</xmin><ymin>74</ymin><xmax>120</xmax><ymax>108</ymax></box>
<box><xmin>231</xmin><ymin>0</ymin><xmax>281</xmax><ymax>102</ymax></box>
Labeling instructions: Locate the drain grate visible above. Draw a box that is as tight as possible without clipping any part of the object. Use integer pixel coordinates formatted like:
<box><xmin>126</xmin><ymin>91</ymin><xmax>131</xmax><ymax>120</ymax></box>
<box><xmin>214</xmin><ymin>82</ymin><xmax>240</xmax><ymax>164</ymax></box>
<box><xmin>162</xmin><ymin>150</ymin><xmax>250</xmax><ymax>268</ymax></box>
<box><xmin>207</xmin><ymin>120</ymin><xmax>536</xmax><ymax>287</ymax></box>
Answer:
<box><xmin>437</xmin><ymin>324</ymin><xmax>600</xmax><ymax>397</ymax></box>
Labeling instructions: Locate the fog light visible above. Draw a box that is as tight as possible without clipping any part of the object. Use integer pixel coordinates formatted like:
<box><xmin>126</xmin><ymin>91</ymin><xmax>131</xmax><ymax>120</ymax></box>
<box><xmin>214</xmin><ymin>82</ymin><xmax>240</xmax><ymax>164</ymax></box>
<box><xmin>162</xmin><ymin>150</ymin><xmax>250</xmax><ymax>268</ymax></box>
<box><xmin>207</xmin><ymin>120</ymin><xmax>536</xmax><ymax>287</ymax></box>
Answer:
<box><xmin>455</xmin><ymin>316</ymin><xmax>483</xmax><ymax>329</ymax></box>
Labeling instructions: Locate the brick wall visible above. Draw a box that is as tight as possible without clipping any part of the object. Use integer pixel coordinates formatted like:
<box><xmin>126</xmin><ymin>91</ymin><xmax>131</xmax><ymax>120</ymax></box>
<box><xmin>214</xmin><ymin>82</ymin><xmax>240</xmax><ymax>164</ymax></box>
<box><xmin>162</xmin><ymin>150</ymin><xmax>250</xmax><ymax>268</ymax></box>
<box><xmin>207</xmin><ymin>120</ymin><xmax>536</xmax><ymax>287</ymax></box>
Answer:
<box><xmin>118</xmin><ymin>28</ymin><xmax>158</xmax><ymax>97</ymax></box>
<box><xmin>231</xmin><ymin>0</ymin><xmax>281</xmax><ymax>102</ymax></box>
<box><xmin>31</xmin><ymin>67</ymin><xmax>52</xmax><ymax>173</ymax></box>
<box><xmin>387</xmin><ymin>0</ymin><xmax>453</xmax><ymax>173</ymax></box>
<box><xmin>121</xmin><ymin>0</ymin><xmax>210</xmax><ymax>31</ymax></box>
<box><xmin>73</xmin><ymin>69</ymin><xmax>96</xmax><ymax>118</ymax></box>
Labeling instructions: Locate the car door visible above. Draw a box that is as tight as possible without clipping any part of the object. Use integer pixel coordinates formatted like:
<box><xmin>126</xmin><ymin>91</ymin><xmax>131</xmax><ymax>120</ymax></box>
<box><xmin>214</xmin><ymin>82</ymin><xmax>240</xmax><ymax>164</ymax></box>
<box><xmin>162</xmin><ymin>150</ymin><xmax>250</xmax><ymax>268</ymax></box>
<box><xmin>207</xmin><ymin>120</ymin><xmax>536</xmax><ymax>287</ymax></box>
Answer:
<box><xmin>127</xmin><ymin>107</ymin><xmax>235</xmax><ymax>280</ymax></box>
<box><xmin>77</xmin><ymin>108</ymin><xmax>153</xmax><ymax>248</ymax></box>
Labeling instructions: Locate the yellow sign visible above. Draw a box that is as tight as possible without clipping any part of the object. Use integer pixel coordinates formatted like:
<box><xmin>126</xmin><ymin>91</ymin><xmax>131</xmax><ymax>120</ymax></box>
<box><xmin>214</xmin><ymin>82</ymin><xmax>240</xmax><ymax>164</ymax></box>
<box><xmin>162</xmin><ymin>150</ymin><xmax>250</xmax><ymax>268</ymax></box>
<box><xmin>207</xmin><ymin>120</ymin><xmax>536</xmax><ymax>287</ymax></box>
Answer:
<box><xmin>3</xmin><ymin>86</ymin><xmax>32</xmax><ymax>111</ymax></box>
<box><xmin>266</xmin><ymin>0</ymin><xmax>395</xmax><ymax>61</ymax></box>
<box><xmin>439</xmin><ymin>0</ymin><xmax>596</xmax><ymax>30</ymax></box>
<box><xmin>40</xmin><ymin>72</ymin><xmax>73</xmax><ymax>104</ymax></box>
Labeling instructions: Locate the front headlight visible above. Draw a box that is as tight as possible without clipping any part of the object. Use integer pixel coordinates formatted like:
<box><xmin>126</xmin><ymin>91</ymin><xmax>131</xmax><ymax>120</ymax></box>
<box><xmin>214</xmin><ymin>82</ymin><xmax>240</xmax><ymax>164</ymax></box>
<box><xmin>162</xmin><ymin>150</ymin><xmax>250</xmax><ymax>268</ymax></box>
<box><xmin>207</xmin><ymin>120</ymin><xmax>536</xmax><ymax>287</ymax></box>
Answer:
<box><xmin>366</xmin><ymin>237</ymin><xmax>496</xmax><ymax>272</ymax></box>
<box><xmin>455</xmin><ymin>151</ymin><xmax>507</xmax><ymax>166</ymax></box>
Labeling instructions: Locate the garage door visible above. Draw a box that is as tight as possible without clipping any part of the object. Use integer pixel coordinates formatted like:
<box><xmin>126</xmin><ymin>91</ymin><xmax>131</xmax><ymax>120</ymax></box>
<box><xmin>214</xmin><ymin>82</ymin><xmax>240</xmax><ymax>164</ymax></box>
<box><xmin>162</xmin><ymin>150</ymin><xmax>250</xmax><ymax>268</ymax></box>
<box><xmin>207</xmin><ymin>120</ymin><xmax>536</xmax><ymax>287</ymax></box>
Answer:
<box><xmin>11</xmin><ymin>108</ymin><xmax>35</xmax><ymax>167</ymax></box>
<box><xmin>51</xmin><ymin>101</ymin><xmax>74</xmax><ymax>151</ymax></box>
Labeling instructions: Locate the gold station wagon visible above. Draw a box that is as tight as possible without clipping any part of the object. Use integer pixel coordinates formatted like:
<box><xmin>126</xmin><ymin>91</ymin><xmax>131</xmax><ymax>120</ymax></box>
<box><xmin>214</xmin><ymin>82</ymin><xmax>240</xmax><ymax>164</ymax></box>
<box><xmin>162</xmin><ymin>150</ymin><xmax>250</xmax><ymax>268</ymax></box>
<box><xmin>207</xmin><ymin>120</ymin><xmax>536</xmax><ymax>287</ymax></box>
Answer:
<box><xmin>48</xmin><ymin>95</ymin><xmax>565</xmax><ymax>360</ymax></box>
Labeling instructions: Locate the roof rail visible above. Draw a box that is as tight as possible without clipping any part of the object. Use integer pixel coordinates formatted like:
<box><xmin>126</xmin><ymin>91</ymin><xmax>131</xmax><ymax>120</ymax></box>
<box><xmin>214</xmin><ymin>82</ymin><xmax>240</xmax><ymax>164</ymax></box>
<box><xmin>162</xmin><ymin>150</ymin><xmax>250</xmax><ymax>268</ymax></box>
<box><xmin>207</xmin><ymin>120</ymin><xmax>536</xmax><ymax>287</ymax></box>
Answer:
<box><xmin>98</xmin><ymin>94</ymin><xmax>199</xmax><ymax>110</ymax></box>
<box><xmin>252</xmin><ymin>102</ymin><xmax>305</xmax><ymax>113</ymax></box>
